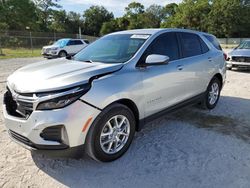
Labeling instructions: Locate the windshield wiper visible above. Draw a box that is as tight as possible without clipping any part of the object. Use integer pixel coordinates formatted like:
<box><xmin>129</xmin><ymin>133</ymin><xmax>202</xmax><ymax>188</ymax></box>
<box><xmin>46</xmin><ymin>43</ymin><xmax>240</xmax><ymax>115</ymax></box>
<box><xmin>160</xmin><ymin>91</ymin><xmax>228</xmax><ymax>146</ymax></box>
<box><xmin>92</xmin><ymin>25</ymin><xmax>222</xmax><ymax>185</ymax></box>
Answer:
<box><xmin>81</xmin><ymin>59</ymin><xmax>94</xmax><ymax>63</ymax></box>
<box><xmin>66</xmin><ymin>55</ymin><xmax>74</xmax><ymax>60</ymax></box>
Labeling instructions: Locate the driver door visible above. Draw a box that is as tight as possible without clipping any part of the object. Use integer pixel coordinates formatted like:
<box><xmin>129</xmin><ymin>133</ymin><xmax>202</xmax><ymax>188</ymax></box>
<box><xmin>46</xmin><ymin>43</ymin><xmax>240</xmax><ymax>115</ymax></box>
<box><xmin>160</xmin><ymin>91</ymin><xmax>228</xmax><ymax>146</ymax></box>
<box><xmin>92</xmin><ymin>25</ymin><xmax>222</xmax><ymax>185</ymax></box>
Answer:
<box><xmin>140</xmin><ymin>32</ymin><xmax>190</xmax><ymax>117</ymax></box>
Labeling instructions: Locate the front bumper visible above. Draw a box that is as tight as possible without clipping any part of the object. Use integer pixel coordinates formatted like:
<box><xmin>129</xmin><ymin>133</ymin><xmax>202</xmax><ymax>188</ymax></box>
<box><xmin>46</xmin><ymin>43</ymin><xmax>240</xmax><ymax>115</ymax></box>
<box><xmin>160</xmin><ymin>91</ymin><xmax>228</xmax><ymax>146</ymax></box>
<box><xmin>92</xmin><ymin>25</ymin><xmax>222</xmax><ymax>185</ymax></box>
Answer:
<box><xmin>227</xmin><ymin>61</ymin><xmax>250</xmax><ymax>68</ymax></box>
<box><xmin>41</xmin><ymin>50</ymin><xmax>59</xmax><ymax>58</ymax></box>
<box><xmin>3</xmin><ymin>100</ymin><xmax>100</xmax><ymax>150</ymax></box>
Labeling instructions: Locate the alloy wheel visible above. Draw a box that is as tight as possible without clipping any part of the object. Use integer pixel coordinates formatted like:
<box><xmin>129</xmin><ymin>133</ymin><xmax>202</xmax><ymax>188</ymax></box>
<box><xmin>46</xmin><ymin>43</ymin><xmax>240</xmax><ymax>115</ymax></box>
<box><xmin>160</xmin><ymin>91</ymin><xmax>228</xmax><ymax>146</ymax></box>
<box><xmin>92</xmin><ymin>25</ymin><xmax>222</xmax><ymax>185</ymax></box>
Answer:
<box><xmin>100</xmin><ymin>115</ymin><xmax>130</xmax><ymax>154</ymax></box>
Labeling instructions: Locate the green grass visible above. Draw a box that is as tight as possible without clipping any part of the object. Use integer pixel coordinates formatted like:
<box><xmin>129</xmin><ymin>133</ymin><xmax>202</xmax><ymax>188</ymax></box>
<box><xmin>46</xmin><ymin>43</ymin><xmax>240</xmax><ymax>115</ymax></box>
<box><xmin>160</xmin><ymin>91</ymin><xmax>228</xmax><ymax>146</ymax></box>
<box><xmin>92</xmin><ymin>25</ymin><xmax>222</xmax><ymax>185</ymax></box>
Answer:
<box><xmin>0</xmin><ymin>48</ymin><xmax>42</xmax><ymax>59</ymax></box>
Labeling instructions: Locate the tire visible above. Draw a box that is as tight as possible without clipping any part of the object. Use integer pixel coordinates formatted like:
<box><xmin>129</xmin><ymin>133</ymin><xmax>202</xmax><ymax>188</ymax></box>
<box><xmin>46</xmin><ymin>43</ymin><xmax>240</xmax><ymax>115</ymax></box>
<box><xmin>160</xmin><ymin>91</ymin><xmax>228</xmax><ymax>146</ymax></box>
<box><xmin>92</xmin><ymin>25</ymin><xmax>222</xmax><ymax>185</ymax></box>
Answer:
<box><xmin>58</xmin><ymin>51</ymin><xmax>67</xmax><ymax>57</ymax></box>
<box><xmin>85</xmin><ymin>103</ymin><xmax>136</xmax><ymax>162</ymax></box>
<box><xmin>201</xmin><ymin>77</ymin><xmax>221</xmax><ymax>110</ymax></box>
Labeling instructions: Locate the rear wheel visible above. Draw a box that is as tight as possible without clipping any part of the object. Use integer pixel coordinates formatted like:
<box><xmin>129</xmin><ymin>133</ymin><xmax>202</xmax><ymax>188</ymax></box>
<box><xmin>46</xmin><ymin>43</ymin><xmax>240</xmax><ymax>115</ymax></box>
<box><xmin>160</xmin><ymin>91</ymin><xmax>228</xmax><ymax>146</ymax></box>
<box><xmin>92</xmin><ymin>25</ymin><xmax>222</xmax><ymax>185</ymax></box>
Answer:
<box><xmin>201</xmin><ymin>77</ymin><xmax>221</xmax><ymax>109</ymax></box>
<box><xmin>85</xmin><ymin>103</ymin><xmax>136</xmax><ymax>162</ymax></box>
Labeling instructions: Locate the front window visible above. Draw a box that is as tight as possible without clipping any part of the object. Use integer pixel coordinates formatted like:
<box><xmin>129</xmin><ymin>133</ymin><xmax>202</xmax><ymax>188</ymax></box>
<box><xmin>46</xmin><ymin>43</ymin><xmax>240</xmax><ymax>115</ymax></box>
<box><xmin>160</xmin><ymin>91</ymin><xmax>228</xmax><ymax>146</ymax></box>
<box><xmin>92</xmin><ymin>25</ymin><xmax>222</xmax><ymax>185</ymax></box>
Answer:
<box><xmin>237</xmin><ymin>41</ymin><xmax>250</xmax><ymax>49</ymax></box>
<box><xmin>74</xmin><ymin>34</ymin><xmax>149</xmax><ymax>64</ymax></box>
<box><xmin>54</xmin><ymin>39</ymin><xmax>70</xmax><ymax>48</ymax></box>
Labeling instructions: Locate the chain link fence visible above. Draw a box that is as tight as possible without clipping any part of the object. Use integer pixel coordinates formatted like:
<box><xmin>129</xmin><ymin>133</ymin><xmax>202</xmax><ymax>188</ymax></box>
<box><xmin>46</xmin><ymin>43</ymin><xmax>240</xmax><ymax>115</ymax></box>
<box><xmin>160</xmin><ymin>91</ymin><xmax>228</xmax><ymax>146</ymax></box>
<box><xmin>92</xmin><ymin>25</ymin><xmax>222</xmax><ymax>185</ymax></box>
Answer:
<box><xmin>0</xmin><ymin>30</ymin><xmax>98</xmax><ymax>51</ymax></box>
<box><xmin>0</xmin><ymin>30</ymin><xmax>249</xmax><ymax>55</ymax></box>
<box><xmin>218</xmin><ymin>38</ymin><xmax>250</xmax><ymax>48</ymax></box>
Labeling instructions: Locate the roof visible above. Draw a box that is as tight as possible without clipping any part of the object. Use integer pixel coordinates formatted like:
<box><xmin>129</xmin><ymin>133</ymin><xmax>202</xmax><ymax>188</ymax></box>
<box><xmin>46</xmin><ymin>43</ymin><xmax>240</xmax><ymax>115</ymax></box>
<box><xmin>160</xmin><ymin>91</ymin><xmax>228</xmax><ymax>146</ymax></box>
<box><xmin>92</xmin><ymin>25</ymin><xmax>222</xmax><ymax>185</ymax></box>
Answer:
<box><xmin>109</xmin><ymin>28</ymin><xmax>210</xmax><ymax>36</ymax></box>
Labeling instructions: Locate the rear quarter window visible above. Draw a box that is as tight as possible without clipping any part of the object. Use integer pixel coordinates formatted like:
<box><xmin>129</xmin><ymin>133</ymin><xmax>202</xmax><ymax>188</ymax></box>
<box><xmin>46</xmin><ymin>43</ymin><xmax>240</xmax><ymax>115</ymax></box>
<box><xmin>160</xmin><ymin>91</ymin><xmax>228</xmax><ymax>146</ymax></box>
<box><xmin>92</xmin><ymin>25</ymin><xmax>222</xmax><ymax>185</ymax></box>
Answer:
<box><xmin>204</xmin><ymin>35</ymin><xmax>222</xmax><ymax>50</ymax></box>
<box><xmin>180</xmin><ymin>33</ymin><xmax>203</xmax><ymax>58</ymax></box>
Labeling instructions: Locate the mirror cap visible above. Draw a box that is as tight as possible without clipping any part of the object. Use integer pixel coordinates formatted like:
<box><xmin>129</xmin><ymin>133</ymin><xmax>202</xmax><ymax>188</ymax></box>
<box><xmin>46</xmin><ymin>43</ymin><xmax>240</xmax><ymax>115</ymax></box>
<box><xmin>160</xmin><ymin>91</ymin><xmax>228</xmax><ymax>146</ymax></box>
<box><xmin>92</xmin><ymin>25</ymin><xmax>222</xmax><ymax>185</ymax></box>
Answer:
<box><xmin>145</xmin><ymin>54</ymin><xmax>170</xmax><ymax>65</ymax></box>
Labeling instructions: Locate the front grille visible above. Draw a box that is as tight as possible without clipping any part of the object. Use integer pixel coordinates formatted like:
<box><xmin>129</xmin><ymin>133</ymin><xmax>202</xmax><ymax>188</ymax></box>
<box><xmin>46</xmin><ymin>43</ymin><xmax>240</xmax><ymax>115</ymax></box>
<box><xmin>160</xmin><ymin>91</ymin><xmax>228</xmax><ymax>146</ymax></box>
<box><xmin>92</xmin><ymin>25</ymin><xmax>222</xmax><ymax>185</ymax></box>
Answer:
<box><xmin>4</xmin><ymin>88</ymin><xmax>33</xmax><ymax>118</ymax></box>
<box><xmin>232</xmin><ymin>56</ymin><xmax>250</xmax><ymax>63</ymax></box>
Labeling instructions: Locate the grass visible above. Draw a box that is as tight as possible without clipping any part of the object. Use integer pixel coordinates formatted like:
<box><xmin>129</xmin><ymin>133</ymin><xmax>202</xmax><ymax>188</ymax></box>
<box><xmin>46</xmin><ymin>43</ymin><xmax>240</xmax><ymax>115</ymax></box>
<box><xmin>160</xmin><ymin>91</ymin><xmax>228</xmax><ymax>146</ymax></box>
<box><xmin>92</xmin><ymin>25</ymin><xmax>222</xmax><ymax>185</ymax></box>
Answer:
<box><xmin>0</xmin><ymin>48</ymin><xmax>42</xmax><ymax>59</ymax></box>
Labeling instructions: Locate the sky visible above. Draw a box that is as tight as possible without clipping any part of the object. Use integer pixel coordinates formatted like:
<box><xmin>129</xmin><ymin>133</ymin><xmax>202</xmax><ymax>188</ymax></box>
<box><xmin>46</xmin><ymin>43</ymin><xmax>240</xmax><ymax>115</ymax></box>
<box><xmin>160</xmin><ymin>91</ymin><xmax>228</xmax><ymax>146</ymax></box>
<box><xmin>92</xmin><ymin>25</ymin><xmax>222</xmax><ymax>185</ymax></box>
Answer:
<box><xmin>60</xmin><ymin>0</ymin><xmax>182</xmax><ymax>17</ymax></box>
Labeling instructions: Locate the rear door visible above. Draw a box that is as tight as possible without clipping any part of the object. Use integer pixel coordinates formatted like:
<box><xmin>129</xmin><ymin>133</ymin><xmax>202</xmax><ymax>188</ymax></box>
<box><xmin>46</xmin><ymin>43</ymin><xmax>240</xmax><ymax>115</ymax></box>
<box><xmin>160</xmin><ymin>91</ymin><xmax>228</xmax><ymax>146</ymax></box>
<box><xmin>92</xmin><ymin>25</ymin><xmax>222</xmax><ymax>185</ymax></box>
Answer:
<box><xmin>73</xmin><ymin>40</ymin><xmax>86</xmax><ymax>53</ymax></box>
<box><xmin>177</xmin><ymin>32</ymin><xmax>211</xmax><ymax>98</ymax></box>
<box><xmin>65</xmin><ymin>40</ymin><xmax>85</xmax><ymax>54</ymax></box>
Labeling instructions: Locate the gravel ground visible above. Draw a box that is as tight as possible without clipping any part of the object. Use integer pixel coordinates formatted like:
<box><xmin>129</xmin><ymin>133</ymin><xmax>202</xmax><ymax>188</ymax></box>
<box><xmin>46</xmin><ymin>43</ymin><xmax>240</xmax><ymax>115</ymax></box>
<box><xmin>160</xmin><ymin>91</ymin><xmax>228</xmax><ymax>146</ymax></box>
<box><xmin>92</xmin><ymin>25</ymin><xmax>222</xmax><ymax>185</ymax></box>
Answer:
<box><xmin>0</xmin><ymin>56</ymin><xmax>250</xmax><ymax>188</ymax></box>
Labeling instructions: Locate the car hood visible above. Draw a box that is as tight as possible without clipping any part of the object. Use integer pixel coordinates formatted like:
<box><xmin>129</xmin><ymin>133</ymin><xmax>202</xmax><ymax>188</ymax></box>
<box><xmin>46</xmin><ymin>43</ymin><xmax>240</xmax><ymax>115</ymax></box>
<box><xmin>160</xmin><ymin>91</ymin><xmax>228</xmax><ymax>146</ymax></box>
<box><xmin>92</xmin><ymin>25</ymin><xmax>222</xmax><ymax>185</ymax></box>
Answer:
<box><xmin>7</xmin><ymin>58</ymin><xmax>123</xmax><ymax>93</ymax></box>
<box><xmin>229</xmin><ymin>49</ymin><xmax>250</xmax><ymax>57</ymax></box>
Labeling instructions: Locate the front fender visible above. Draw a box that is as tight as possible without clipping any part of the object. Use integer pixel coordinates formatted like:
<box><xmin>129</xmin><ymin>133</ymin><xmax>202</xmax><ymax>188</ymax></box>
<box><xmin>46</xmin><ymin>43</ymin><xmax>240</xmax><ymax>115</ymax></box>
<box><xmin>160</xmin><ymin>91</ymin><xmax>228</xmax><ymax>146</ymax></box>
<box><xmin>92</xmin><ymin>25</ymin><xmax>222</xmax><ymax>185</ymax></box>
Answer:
<box><xmin>81</xmin><ymin>69</ymin><xmax>145</xmax><ymax>119</ymax></box>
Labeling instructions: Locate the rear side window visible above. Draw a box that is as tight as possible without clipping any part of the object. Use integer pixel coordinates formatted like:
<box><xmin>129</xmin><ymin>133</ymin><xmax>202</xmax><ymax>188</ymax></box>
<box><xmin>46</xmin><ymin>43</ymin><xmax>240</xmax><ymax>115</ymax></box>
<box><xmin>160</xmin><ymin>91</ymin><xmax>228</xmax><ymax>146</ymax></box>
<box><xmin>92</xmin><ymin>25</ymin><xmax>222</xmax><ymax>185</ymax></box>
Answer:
<box><xmin>204</xmin><ymin>35</ymin><xmax>222</xmax><ymax>50</ymax></box>
<box><xmin>68</xmin><ymin>40</ymin><xmax>83</xmax><ymax>45</ymax></box>
<box><xmin>144</xmin><ymin>32</ymin><xmax>179</xmax><ymax>61</ymax></box>
<box><xmin>74</xmin><ymin>40</ymin><xmax>83</xmax><ymax>45</ymax></box>
<box><xmin>180</xmin><ymin>33</ymin><xmax>203</xmax><ymax>58</ymax></box>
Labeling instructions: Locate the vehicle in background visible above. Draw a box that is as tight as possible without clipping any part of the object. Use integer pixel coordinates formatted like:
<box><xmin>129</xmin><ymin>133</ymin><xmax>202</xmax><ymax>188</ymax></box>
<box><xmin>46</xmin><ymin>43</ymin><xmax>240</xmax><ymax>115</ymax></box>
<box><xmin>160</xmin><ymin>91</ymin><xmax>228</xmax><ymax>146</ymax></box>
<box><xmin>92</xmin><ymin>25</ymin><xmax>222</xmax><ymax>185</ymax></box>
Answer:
<box><xmin>42</xmin><ymin>38</ymin><xmax>89</xmax><ymax>58</ymax></box>
<box><xmin>3</xmin><ymin>29</ymin><xmax>226</xmax><ymax>162</ymax></box>
<box><xmin>227</xmin><ymin>40</ymin><xmax>250</xmax><ymax>70</ymax></box>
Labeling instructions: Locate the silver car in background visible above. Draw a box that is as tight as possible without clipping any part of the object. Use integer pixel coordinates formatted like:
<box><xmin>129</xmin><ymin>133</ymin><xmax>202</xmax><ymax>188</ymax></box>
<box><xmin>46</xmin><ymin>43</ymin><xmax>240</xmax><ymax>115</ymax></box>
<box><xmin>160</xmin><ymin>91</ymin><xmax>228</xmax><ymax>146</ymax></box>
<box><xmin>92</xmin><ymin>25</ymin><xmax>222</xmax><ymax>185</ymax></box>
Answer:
<box><xmin>227</xmin><ymin>40</ymin><xmax>250</xmax><ymax>70</ymax></box>
<box><xmin>3</xmin><ymin>29</ymin><xmax>226</xmax><ymax>162</ymax></box>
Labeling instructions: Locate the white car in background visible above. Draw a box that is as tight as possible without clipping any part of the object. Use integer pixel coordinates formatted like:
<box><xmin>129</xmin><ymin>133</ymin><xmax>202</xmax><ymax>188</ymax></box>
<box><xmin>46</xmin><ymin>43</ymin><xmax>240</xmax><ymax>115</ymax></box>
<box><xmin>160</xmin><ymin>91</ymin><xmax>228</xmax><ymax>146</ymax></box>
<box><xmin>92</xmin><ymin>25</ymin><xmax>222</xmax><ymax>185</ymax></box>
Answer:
<box><xmin>227</xmin><ymin>40</ymin><xmax>250</xmax><ymax>70</ymax></box>
<box><xmin>42</xmin><ymin>38</ymin><xmax>89</xmax><ymax>58</ymax></box>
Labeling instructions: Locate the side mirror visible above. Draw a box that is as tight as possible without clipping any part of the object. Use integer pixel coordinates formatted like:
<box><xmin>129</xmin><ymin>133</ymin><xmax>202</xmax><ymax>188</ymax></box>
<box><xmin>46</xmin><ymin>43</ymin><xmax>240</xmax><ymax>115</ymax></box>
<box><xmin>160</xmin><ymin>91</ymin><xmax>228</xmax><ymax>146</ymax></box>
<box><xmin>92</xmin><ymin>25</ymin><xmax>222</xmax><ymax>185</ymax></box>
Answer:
<box><xmin>145</xmin><ymin>54</ymin><xmax>170</xmax><ymax>66</ymax></box>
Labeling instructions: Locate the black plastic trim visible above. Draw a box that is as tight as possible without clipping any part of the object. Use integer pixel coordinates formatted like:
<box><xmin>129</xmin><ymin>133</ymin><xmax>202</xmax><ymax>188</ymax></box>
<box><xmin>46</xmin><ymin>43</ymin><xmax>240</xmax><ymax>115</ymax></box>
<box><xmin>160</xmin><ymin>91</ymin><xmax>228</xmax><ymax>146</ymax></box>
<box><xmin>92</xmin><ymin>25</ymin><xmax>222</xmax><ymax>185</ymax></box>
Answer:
<box><xmin>9</xmin><ymin>130</ymin><xmax>68</xmax><ymax>150</ymax></box>
<box><xmin>138</xmin><ymin>92</ymin><xmax>205</xmax><ymax>130</ymax></box>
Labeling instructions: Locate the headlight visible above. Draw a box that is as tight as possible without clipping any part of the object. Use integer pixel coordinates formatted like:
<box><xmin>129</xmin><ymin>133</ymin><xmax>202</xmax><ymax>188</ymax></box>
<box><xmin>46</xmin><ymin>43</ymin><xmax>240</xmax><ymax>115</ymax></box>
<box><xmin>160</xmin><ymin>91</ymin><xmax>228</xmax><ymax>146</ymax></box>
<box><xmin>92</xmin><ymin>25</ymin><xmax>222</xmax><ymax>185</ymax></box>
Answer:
<box><xmin>51</xmin><ymin>47</ymin><xmax>59</xmax><ymax>50</ymax></box>
<box><xmin>36</xmin><ymin>84</ymin><xmax>90</xmax><ymax>110</ymax></box>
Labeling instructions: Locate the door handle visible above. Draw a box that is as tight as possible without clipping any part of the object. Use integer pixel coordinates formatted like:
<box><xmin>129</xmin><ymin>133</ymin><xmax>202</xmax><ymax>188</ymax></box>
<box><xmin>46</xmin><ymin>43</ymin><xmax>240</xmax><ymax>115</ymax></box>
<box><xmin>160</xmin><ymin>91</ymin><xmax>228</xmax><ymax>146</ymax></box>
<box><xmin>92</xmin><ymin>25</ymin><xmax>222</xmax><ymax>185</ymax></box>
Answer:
<box><xmin>177</xmin><ymin>65</ymin><xmax>183</xmax><ymax>70</ymax></box>
<box><xmin>208</xmin><ymin>57</ymin><xmax>213</xmax><ymax>62</ymax></box>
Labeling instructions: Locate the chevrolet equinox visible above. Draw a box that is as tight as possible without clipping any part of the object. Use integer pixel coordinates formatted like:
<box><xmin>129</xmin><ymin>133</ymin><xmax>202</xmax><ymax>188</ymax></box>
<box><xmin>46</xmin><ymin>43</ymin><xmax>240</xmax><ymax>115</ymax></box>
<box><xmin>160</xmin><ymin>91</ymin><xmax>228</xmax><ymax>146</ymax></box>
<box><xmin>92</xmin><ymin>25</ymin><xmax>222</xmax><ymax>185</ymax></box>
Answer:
<box><xmin>3</xmin><ymin>29</ymin><xmax>226</xmax><ymax>162</ymax></box>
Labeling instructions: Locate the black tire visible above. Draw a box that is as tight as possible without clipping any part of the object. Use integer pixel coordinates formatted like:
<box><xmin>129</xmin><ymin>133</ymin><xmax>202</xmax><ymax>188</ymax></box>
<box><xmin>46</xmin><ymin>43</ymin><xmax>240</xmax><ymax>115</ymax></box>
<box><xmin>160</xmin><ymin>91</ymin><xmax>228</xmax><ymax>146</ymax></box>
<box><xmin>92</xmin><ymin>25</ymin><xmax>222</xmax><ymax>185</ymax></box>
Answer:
<box><xmin>201</xmin><ymin>77</ymin><xmax>221</xmax><ymax>110</ymax></box>
<box><xmin>58</xmin><ymin>51</ymin><xmax>67</xmax><ymax>57</ymax></box>
<box><xmin>85</xmin><ymin>103</ymin><xmax>136</xmax><ymax>162</ymax></box>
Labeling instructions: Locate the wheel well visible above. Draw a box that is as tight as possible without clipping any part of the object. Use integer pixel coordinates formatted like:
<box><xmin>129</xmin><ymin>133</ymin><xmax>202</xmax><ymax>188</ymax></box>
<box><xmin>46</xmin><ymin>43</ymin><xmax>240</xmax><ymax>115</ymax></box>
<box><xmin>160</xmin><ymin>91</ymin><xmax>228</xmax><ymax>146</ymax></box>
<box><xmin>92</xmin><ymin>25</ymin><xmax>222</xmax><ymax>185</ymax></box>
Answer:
<box><xmin>213</xmin><ymin>73</ymin><xmax>223</xmax><ymax>87</ymax></box>
<box><xmin>115</xmin><ymin>99</ymin><xmax>140</xmax><ymax>131</ymax></box>
<box><xmin>59</xmin><ymin>50</ymin><xmax>67</xmax><ymax>55</ymax></box>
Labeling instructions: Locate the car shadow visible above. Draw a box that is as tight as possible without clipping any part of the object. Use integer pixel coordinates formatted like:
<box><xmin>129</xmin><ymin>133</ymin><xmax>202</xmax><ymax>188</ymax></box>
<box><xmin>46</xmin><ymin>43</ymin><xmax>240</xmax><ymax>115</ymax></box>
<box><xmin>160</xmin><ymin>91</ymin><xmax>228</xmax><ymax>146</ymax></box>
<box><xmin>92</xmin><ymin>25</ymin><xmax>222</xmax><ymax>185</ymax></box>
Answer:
<box><xmin>31</xmin><ymin>95</ymin><xmax>250</xmax><ymax>188</ymax></box>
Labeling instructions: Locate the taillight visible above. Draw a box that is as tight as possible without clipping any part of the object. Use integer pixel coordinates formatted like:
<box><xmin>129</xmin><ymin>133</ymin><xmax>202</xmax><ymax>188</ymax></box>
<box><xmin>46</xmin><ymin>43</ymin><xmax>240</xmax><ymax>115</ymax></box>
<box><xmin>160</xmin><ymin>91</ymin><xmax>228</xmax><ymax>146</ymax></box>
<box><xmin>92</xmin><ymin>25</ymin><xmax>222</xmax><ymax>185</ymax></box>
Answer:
<box><xmin>223</xmin><ymin>53</ymin><xmax>228</xmax><ymax>61</ymax></box>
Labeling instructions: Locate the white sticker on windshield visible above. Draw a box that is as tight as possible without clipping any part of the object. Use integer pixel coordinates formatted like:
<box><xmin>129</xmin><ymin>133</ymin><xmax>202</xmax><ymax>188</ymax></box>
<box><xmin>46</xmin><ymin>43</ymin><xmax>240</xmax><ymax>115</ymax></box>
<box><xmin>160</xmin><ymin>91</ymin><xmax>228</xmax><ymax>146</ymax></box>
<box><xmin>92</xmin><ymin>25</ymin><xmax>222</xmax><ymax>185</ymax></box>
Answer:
<box><xmin>131</xmin><ymin>34</ymin><xmax>150</xmax><ymax>39</ymax></box>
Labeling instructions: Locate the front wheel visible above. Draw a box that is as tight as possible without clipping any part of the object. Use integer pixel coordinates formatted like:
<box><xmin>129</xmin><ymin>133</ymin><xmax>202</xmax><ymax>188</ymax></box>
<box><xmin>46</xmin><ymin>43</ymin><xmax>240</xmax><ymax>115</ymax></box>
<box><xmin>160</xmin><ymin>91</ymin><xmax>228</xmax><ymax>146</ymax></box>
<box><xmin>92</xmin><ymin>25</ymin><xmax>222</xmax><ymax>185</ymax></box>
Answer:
<box><xmin>58</xmin><ymin>51</ymin><xmax>67</xmax><ymax>57</ymax></box>
<box><xmin>201</xmin><ymin>77</ymin><xmax>221</xmax><ymax>109</ymax></box>
<box><xmin>85</xmin><ymin>103</ymin><xmax>136</xmax><ymax>162</ymax></box>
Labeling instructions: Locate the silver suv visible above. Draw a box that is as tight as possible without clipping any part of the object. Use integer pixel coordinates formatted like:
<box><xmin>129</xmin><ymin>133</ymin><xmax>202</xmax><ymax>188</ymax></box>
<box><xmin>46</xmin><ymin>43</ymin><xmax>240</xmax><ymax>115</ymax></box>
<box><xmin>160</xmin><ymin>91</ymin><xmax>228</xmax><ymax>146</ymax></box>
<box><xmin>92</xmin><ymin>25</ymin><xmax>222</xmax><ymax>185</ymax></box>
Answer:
<box><xmin>3</xmin><ymin>29</ymin><xmax>226</xmax><ymax>162</ymax></box>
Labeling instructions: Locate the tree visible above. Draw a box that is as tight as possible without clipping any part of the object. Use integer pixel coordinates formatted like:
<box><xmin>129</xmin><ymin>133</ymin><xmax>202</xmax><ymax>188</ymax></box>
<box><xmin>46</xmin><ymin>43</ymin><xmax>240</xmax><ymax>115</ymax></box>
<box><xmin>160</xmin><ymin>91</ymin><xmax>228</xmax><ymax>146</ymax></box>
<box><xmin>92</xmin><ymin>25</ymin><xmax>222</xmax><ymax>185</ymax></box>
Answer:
<box><xmin>162</xmin><ymin>0</ymin><xmax>211</xmax><ymax>31</ymax></box>
<box><xmin>83</xmin><ymin>5</ymin><xmax>114</xmax><ymax>36</ymax></box>
<box><xmin>125</xmin><ymin>1</ymin><xmax>144</xmax><ymax>16</ymax></box>
<box><xmin>117</xmin><ymin>17</ymin><xmax>130</xmax><ymax>30</ymax></box>
<box><xmin>207</xmin><ymin>0</ymin><xmax>250</xmax><ymax>37</ymax></box>
<box><xmin>145</xmin><ymin>4</ymin><xmax>165</xmax><ymax>28</ymax></box>
<box><xmin>48</xmin><ymin>10</ymin><xmax>67</xmax><ymax>32</ymax></box>
<box><xmin>66</xmin><ymin>11</ymin><xmax>83</xmax><ymax>33</ymax></box>
<box><xmin>100</xmin><ymin>19</ymin><xmax>119</xmax><ymax>36</ymax></box>
<box><xmin>124</xmin><ymin>2</ymin><xmax>145</xmax><ymax>29</ymax></box>
<box><xmin>162</xmin><ymin>3</ymin><xmax>178</xmax><ymax>21</ymax></box>
<box><xmin>34</xmin><ymin>0</ymin><xmax>61</xmax><ymax>31</ymax></box>
<box><xmin>0</xmin><ymin>0</ymin><xmax>38</xmax><ymax>30</ymax></box>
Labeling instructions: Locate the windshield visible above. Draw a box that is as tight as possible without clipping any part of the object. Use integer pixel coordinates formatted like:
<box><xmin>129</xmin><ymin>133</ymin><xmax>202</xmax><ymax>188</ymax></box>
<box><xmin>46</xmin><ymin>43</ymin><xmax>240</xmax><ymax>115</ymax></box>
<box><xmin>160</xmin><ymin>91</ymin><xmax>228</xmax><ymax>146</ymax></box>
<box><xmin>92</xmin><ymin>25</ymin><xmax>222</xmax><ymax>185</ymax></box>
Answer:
<box><xmin>54</xmin><ymin>39</ymin><xmax>70</xmax><ymax>48</ymax></box>
<box><xmin>74</xmin><ymin>34</ymin><xmax>149</xmax><ymax>64</ymax></box>
<box><xmin>237</xmin><ymin>41</ymin><xmax>250</xmax><ymax>49</ymax></box>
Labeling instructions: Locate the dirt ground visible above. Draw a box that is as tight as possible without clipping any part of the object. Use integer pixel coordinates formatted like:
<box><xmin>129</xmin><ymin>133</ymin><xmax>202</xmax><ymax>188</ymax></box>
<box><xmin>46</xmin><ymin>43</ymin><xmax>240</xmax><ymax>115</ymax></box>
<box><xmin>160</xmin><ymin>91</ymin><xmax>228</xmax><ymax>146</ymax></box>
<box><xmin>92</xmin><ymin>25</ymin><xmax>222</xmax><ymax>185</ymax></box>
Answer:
<box><xmin>0</xmin><ymin>56</ymin><xmax>250</xmax><ymax>188</ymax></box>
